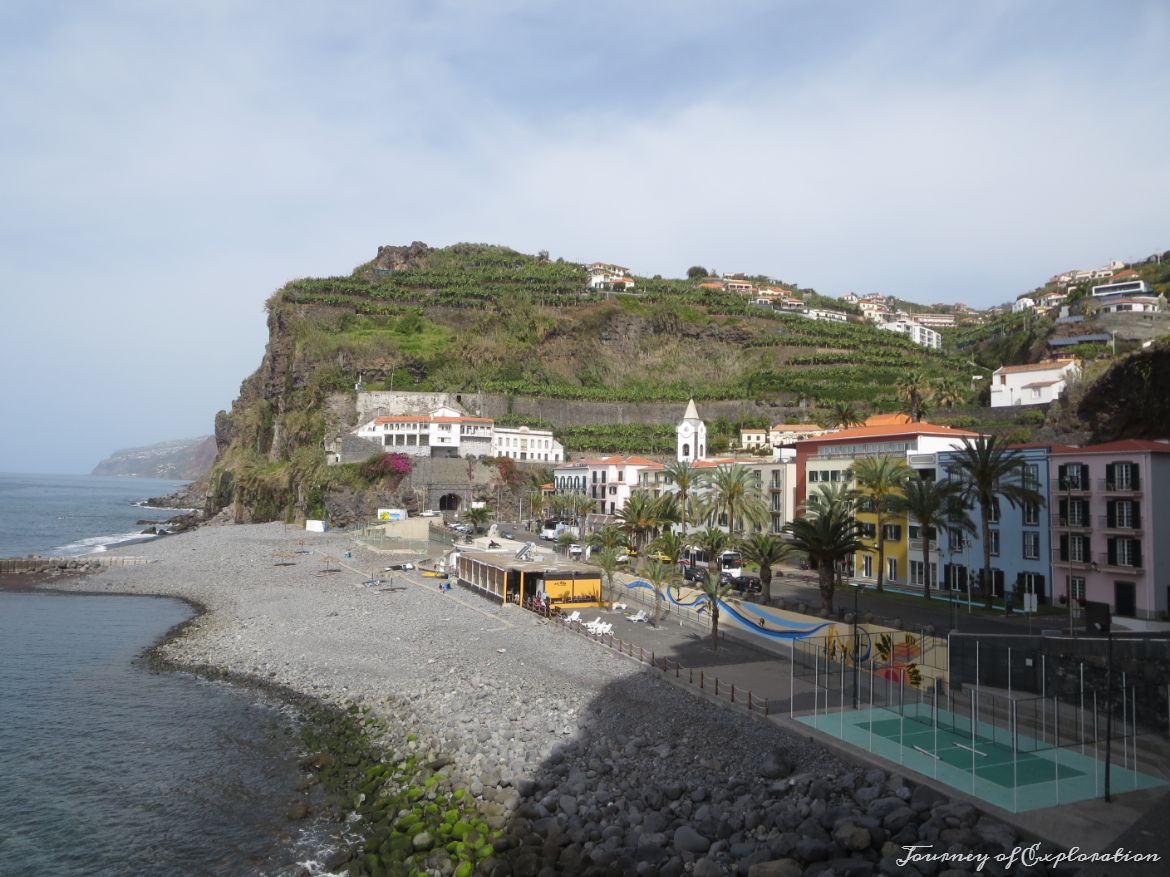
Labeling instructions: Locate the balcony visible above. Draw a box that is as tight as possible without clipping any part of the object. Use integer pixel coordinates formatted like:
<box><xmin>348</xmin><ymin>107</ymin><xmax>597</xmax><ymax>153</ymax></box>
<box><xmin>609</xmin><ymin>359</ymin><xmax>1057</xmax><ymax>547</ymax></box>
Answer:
<box><xmin>1097</xmin><ymin>552</ymin><xmax>1144</xmax><ymax>572</ymax></box>
<box><xmin>1051</xmin><ymin>549</ymin><xmax>1093</xmax><ymax>568</ymax></box>
<box><xmin>1057</xmin><ymin>479</ymin><xmax>1090</xmax><ymax>493</ymax></box>
<box><xmin>1057</xmin><ymin>516</ymin><xmax>1092</xmax><ymax>530</ymax></box>
<box><xmin>1098</xmin><ymin>479</ymin><xmax>1142</xmax><ymax>495</ymax></box>
<box><xmin>1097</xmin><ymin>515</ymin><xmax>1141</xmax><ymax>531</ymax></box>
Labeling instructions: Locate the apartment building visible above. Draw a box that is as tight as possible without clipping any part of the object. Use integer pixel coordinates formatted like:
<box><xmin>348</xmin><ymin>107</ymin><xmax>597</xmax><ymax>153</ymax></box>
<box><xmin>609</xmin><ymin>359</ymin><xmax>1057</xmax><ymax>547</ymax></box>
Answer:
<box><xmin>491</xmin><ymin>425</ymin><xmax>564</xmax><ymax>463</ymax></box>
<box><xmin>1050</xmin><ymin>440</ymin><xmax>1170</xmax><ymax>620</ymax></box>
<box><xmin>554</xmin><ymin>455</ymin><xmax>661</xmax><ymax>517</ymax></box>
<box><xmin>353</xmin><ymin>406</ymin><xmax>494</xmax><ymax>458</ymax></box>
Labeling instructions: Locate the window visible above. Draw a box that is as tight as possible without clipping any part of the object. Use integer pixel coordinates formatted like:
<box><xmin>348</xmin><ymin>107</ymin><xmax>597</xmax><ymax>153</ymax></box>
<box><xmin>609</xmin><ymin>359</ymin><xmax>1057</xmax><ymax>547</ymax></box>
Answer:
<box><xmin>908</xmin><ymin>525</ymin><xmax>937</xmax><ymax>541</ymax></box>
<box><xmin>1068</xmin><ymin>576</ymin><xmax>1086</xmax><ymax>603</ymax></box>
<box><xmin>989</xmin><ymin>530</ymin><xmax>1000</xmax><ymax>556</ymax></box>
<box><xmin>1024</xmin><ymin>502</ymin><xmax>1040</xmax><ymax>526</ymax></box>
<box><xmin>1107</xmin><ymin>462</ymin><xmax>1139</xmax><ymax>491</ymax></box>
<box><xmin>882</xmin><ymin>524</ymin><xmax>902</xmax><ymax>541</ymax></box>
<box><xmin>1059</xmin><ymin>463</ymin><xmax>1089</xmax><ymax>491</ymax></box>
<box><xmin>910</xmin><ymin>560</ymin><xmax>925</xmax><ymax>586</ymax></box>
<box><xmin>886</xmin><ymin>558</ymin><xmax>898</xmax><ymax>581</ymax></box>
<box><xmin>1023</xmin><ymin>531</ymin><xmax>1040</xmax><ymax>560</ymax></box>
<box><xmin>862</xmin><ymin>554</ymin><xmax>873</xmax><ymax>577</ymax></box>
<box><xmin>771</xmin><ymin>470</ymin><xmax>781</xmax><ymax>488</ymax></box>
<box><xmin>1068</xmin><ymin>535</ymin><xmax>1089</xmax><ymax>563</ymax></box>
<box><xmin>988</xmin><ymin>499</ymin><xmax>1001</xmax><ymax>524</ymax></box>
<box><xmin>1024</xmin><ymin>463</ymin><xmax>1040</xmax><ymax>491</ymax></box>
<box><xmin>1110</xmin><ymin>538</ymin><xmax>1142</xmax><ymax>568</ymax></box>
<box><xmin>948</xmin><ymin>528</ymin><xmax>966</xmax><ymax>550</ymax></box>
<box><xmin>1060</xmin><ymin>498</ymin><xmax>1088</xmax><ymax>527</ymax></box>
<box><xmin>809</xmin><ymin>471</ymin><xmax>820</xmax><ymax>483</ymax></box>
<box><xmin>859</xmin><ymin>522</ymin><xmax>876</xmax><ymax>540</ymax></box>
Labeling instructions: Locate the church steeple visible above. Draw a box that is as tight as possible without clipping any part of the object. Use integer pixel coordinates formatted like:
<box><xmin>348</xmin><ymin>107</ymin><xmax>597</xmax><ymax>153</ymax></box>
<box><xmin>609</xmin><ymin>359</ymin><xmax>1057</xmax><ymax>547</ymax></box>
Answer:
<box><xmin>676</xmin><ymin>398</ymin><xmax>707</xmax><ymax>463</ymax></box>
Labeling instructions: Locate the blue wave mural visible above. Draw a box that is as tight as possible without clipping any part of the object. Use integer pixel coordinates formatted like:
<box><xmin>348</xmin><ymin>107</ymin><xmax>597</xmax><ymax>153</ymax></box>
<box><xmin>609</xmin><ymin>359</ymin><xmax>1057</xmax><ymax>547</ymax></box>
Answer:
<box><xmin>625</xmin><ymin>578</ymin><xmax>872</xmax><ymax>655</ymax></box>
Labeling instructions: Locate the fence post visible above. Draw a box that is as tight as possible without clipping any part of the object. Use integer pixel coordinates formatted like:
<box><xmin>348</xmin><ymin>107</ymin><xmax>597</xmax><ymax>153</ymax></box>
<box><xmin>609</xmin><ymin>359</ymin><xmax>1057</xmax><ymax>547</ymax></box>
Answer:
<box><xmin>640</xmin><ymin>645</ymin><xmax>644</xmax><ymax>662</ymax></box>
<box><xmin>748</xmin><ymin>690</ymin><xmax>753</xmax><ymax>712</ymax></box>
<box><xmin>701</xmin><ymin>671</ymin><xmax>705</xmax><ymax>689</ymax></box>
<box><xmin>716</xmin><ymin>677</ymin><xmax>720</xmax><ymax>696</ymax></box>
<box><xmin>651</xmin><ymin>650</ymin><xmax>655</xmax><ymax>666</ymax></box>
<box><xmin>690</xmin><ymin>668</ymin><xmax>694</xmax><ymax>684</ymax></box>
<box><xmin>731</xmin><ymin>684</ymin><xmax>736</xmax><ymax>703</ymax></box>
<box><xmin>675</xmin><ymin>661</ymin><xmax>679</xmax><ymax>678</ymax></box>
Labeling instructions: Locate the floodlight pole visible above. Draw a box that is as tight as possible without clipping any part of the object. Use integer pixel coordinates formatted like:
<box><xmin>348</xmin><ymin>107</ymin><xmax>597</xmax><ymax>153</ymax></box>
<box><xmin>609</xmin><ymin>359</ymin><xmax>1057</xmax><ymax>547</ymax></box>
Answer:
<box><xmin>852</xmin><ymin>582</ymin><xmax>862</xmax><ymax>709</ymax></box>
<box><xmin>1105</xmin><ymin>627</ymin><xmax>1114</xmax><ymax>803</ymax></box>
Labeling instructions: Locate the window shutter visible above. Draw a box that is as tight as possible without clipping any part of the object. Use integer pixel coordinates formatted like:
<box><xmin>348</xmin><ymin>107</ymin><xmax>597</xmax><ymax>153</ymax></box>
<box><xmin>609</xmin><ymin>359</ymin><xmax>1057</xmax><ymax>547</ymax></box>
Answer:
<box><xmin>1105</xmin><ymin>463</ymin><xmax>1115</xmax><ymax>489</ymax></box>
<box><xmin>1057</xmin><ymin>464</ymin><xmax>1067</xmax><ymax>488</ymax></box>
<box><xmin>1107</xmin><ymin>501</ymin><xmax>1116</xmax><ymax>528</ymax></box>
<box><xmin>1080</xmin><ymin>464</ymin><xmax>1090</xmax><ymax>487</ymax></box>
<box><xmin>1133</xmin><ymin>464</ymin><xmax>1141</xmax><ymax>490</ymax></box>
<box><xmin>1059</xmin><ymin>498</ymin><xmax>1068</xmax><ymax>521</ymax></box>
<box><xmin>1059</xmin><ymin>534</ymin><xmax>1068</xmax><ymax>561</ymax></box>
<box><xmin>1133</xmin><ymin>505</ymin><xmax>1142</xmax><ymax>529</ymax></box>
<box><xmin>1107</xmin><ymin>538</ymin><xmax>1117</xmax><ymax>566</ymax></box>
<box><xmin>1134</xmin><ymin>540</ymin><xmax>1142</xmax><ymax>568</ymax></box>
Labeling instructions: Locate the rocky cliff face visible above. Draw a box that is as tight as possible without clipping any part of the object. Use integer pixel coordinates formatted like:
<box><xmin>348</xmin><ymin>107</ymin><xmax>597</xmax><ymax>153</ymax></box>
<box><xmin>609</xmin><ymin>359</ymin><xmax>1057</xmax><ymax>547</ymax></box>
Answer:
<box><xmin>92</xmin><ymin>436</ymin><xmax>216</xmax><ymax>479</ymax></box>
<box><xmin>1077</xmin><ymin>339</ymin><xmax>1170</xmax><ymax>442</ymax></box>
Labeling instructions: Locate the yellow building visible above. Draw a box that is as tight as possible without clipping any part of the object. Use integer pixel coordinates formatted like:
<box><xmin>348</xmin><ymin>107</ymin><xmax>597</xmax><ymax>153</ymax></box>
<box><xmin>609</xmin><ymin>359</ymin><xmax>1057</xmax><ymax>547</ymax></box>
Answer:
<box><xmin>455</xmin><ymin>550</ymin><xmax>602</xmax><ymax>609</ymax></box>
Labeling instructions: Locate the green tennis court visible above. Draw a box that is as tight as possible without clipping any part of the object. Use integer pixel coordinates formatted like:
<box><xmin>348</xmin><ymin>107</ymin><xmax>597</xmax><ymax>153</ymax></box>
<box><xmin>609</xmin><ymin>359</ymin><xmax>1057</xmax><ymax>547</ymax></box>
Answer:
<box><xmin>798</xmin><ymin>703</ymin><xmax>1165</xmax><ymax>812</ymax></box>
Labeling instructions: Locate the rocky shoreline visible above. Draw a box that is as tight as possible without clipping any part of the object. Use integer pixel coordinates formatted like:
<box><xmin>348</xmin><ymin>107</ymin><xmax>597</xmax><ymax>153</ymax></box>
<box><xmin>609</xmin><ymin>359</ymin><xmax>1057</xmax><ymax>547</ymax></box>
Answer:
<box><xmin>28</xmin><ymin>522</ymin><xmax>1072</xmax><ymax>876</ymax></box>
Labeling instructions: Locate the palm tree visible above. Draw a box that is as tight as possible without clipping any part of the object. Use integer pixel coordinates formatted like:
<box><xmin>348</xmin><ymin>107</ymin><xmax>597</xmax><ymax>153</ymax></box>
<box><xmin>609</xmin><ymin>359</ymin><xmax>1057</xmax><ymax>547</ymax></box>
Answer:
<box><xmin>932</xmin><ymin>377</ymin><xmax>967</xmax><ymax>410</ymax></box>
<box><xmin>708</xmin><ymin>464</ymin><xmax>768</xmax><ymax>537</ymax></box>
<box><xmin>649</xmin><ymin>531</ymin><xmax>686</xmax><ymax>601</ymax></box>
<box><xmin>527</xmin><ymin>490</ymin><xmax>548</xmax><ymax>527</ymax></box>
<box><xmin>851</xmin><ymin>455</ymin><xmax>913</xmax><ymax>593</ymax></box>
<box><xmin>897</xmin><ymin>370</ymin><xmax>933</xmax><ymax>422</ymax></box>
<box><xmin>890</xmin><ymin>476</ymin><xmax>971</xmax><ymax>600</ymax></box>
<box><xmin>593</xmin><ymin>546</ymin><xmax>622</xmax><ymax>607</ymax></box>
<box><xmin>739</xmin><ymin>533</ymin><xmax>792</xmax><ymax>603</ymax></box>
<box><xmin>695</xmin><ymin>527</ymin><xmax>735</xmax><ymax>651</ymax></box>
<box><xmin>590</xmin><ymin>524</ymin><xmax>626</xmax><ymax>553</ymax></box>
<box><xmin>615</xmin><ymin>490</ymin><xmax>658</xmax><ymax>558</ymax></box>
<box><xmin>463</xmin><ymin>505</ymin><xmax>491</xmax><ymax>534</ymax></box>
<box><xmin>642</xmin><ymin>560</ymin><xmax>672</xmax><ymax>627</ymax></box>
<box><xmin>784</xmin><ymin>487</ymin><xmax>864</xmax><ymax>615</ymax></box>
<box><xmin>662</xmin><ymin>460</ymin><xmax>704</xmax><ymax>538</ymax></box>
<box><xmin>827</xmin><ymin>401</ymin><xmax>864</xmax><ymax>429</ymax></box>
<box><xmin>570</xmin><ymin>493</ymin><xmax>595</xmax><ymax>542</ymax></box>
<box><xmin>947</xmin><ymin>436</ymin><xmax>1045</xmax><ymax>608</ymax></box>
<box><xmin>649</xmin><ymin>492</ymin><xmax>680</xmax><ymax>544</ymax></box>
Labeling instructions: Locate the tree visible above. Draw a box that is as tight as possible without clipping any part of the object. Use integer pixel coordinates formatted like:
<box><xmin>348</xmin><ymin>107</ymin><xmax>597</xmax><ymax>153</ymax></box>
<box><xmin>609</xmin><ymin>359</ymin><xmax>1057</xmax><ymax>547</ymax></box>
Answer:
<box><xmin>826</xmin><ymin>401</ymin><xmax>864</xmax><ymax>429</ymax></box>
<box><xmin>590</xmin><ymin>524</ymin><xmax>626</xmax><ymax>553</ymax></box>
<box><xmin>593</xmin><ymin>547</ymin><xmax>622</xmax><ymax>607</ymax></box>
<box><xmin>708</xmin><ymin>464</ymin><xmax>768</xmax><ymax>537</ymax></box>
<box><xmin>687</xmin><ymin>265</ymin><xmax>709</xmax><ymax>279</ymax></box>
<box><xmin>695</xmin><ymin>527</ymin><xmax>735</xmax><ymax>651</ymax></box>
<box><xmin>739</xmin><ymin>533</ymin><xmax>792</xmax><ymax>603</ymax></box>
<box><xmin>570</xmin><ymin>493</ymin><xmax>595</xmax><ymax>541</ymax></box>
<box><xmin>932</xmin><ymin>377</ymin><xmax>967</xmax><ymax>410</ymax></box>
<box><xmin>851</xmin><ymin>455</ymin><xmax>913</xmax><ymax>593</ymax></box>
<box><xmin>947</xmin><ymin>436</ymin><xmax>1045</xmax><ymax>608</ymax></box>
<box><xmin>784</xmin><ymin>486</ymin><xmax>864</xmax><ymax>615</ymax></box>
<box><xmin>649</xmin><ymin>531</ymin><xmax>685</xmax><ymax>602</ymax></box>
<box><xmin>463</xmin><ymin>505</ymin><xmax>491</xmax><ymax>534</ymax></box>
<box><xmin>897</xmin><ymin>370</ymin><xmax>933</xmax><ymax>422</ymax></box>
<box><xmin>662</xmin><ymin>460</ymin><xmax>704</xmax><ymax>538</ymax></box>
<box><xmin>642</xmin><ymin>560</ymin><xmax>672</xmax><ymax>627</ymax></box>
<box><xmin>890</xmin><ymin>476</ymin><xmax>971</xmax><ymax>600</ymax></box>
<box><xmin>615</xmin><ymin>490</ymin><xmax>658</xmax><ymax>557</ymax></box>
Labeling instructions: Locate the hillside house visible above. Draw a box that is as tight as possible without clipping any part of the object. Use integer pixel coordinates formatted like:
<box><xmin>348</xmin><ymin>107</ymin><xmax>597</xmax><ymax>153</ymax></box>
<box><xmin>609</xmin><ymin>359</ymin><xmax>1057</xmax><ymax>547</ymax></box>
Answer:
<box><xmin>989</xmin><ymin>361</ymin><xmax>1080</xmax><ymax>408</ymax></box>
<box><xmin>353</xmin><ymin>406</ymin><xmax>494</xmax><ymax>458</ymax></box>
<box><xmin>877</xmin><ymin>319</ymin><xmax>942</xmax><ymax>349</ymax></box>
<box><xmin>739</xmin><ymin>427</ymin><xmax>768</xmax><ymax>450</ymax></box>
<box><xmin>724</xmin><ymin>278</ymin><xmax>755</xmax><ymax>295</ymax></box>
<box><xmin>587</xmin><ymin>262</ymin><xmax>635</xmax><ymax>290</ymax></box>
<box><xmin>491</xmin><ymin>425</ymin><xmax>564</xmax><ymax>463</ymax></box>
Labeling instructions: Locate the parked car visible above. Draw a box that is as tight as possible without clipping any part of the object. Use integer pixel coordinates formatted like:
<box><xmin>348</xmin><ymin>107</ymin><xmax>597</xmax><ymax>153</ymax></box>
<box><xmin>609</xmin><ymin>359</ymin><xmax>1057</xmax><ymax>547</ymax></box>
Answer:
<box><xmin>568</xmin><ymin>543</ymin><xmax>584</xmax><ymax>557</ymax></box>
<box><xmin>644</xmin><ymin>550</ymin><xmax>673</xmax><ymax>563</ymax></box>
<box><xmin>684</xmin><ymin>566</ymin><xmax>709</xmax><ymax>584</ymax></box>
<box><xmin>732</xmin><ymin>573</ymin><xmax>763</xmax><ymax>594</ymax></box>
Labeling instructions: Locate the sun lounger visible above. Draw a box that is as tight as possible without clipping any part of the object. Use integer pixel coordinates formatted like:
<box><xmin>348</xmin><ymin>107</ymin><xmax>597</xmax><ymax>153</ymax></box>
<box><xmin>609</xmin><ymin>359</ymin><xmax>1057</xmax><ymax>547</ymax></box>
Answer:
<box><xmin>565</xmin><ymin>610</ymin><xmax>582</xmax><ymax>623</ymax></box>
<box><xmin>628</xmin><ymin>610</ymin><xmax>648</xmax><ymax>623</ymax></box>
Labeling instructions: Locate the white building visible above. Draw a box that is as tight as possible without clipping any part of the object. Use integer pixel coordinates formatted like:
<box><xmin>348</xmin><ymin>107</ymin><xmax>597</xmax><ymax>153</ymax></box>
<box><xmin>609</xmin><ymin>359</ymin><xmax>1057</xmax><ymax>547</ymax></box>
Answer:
<box><xmin>877</xmin><ymin>319</ymin><xmax>942</xmax><ymax>350</ymax></box>
<box><xmin>677</xmin><ymin>398</ymin><xmax>707</xmax><ymax>463</ymax></box>
<box><xmin>353</xmin><ymin>405</ymin><xmax>494</xmax><ymax>458</ymax></box>
<box><xmin>739</xmin><ymin>427</ymin><xmax>768</xmax><ymax>450</ymax></box>
<box><xmin>801</xmin><ymin>308</ymin><xmax>849</xmax><ymax>323</ymax></box>
<box><xmin>491</xmin><ymin>425</ymin><xmax>564</xmax><ymax>463</ymax></box>
<box><xmin>587</xmin><ymin>262</ymin><xmax>635</xmax><ymax>290</ymax></box>
<box><xmin>1096</xmin><ymin>296</ymin><xmax>1162</xmax><ymax>315</ymax></box>
<box><xmin>554</xmin><ymin>455</ymin><xmax>662</xmax><ymax>517</ymax></box>
<box><xmin>769</xmin><ymin>423</ymin><xmax>831</xmax><ymax>446</ymax></box>
<box><xmin>1012</xmin><ymin>296</ymin><xmax>1036</xmax><ymax>314</ymax></box>
<box><xmin>989</xmin><ymin>360</ymin><xmax>1080</xmax><ymax>408</ymax></box>
<box><xmin>913</xmin><ymin>312</ymin><xmax>957</xmax><ymax>328</ymax></box>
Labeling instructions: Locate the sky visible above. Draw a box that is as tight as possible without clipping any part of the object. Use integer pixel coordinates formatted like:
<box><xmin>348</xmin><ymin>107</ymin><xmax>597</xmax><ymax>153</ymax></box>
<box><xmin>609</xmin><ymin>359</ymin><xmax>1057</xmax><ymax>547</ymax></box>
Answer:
<box><xmin>2</xmin><ymin>1</ymin><xmax>1168</xmax><ymax>474</ymax></box>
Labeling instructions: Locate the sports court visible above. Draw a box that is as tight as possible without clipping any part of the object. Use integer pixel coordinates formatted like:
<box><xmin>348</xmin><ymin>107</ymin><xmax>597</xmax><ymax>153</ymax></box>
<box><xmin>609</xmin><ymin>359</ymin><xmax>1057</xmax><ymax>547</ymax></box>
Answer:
<box><xmin>791</xmin><ymin>635</ymin><xmax>1167</xmax><ymax>813</ymax></box>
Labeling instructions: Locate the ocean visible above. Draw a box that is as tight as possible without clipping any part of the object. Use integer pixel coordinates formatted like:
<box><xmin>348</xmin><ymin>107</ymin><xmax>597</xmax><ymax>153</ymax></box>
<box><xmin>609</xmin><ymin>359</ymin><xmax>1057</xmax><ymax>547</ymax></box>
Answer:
<box><xmin>0</xmin><ymin>474</ymin><xmax>325</xmax><ymax>875</ymax></box>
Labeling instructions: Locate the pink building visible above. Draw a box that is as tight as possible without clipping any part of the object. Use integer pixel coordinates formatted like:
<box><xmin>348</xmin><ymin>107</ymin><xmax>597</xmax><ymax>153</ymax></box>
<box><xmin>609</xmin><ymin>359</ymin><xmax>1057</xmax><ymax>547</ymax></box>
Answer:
<box><xmin>1050</xmin><ymin>440</ymin><xmax>1170</xmax><ymax>622</ymax></box>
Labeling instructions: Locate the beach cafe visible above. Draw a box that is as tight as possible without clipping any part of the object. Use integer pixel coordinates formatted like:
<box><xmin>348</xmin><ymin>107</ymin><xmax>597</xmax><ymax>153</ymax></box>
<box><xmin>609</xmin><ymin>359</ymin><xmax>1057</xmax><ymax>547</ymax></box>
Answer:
<box><xmin>455</xmin><ymin>550</ymin><xmax>602</xmax><ymax>611</ymax></box>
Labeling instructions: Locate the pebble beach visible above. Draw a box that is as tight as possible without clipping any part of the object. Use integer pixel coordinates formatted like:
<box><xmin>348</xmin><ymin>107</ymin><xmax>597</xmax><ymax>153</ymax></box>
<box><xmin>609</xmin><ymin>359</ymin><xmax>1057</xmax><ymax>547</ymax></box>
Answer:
<box><xmin>40</xmin><ymin>522</ymin><xmax>1069</xmax><ymax>876</ymax></box>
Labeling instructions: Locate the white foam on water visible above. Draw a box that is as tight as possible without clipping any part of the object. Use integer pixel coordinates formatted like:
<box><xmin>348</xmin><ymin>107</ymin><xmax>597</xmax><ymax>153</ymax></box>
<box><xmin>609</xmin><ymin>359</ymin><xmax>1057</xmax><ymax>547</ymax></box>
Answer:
<box><xmin>52</xmin><ymin>531</ymin><xmax>161</xmax><ymax>556</ymax></box>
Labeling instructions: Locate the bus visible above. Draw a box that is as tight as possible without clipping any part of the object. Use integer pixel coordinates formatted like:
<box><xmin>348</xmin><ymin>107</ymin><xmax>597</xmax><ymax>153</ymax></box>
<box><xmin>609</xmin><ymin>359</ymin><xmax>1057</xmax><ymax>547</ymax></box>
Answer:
<box><xmin>680</xmin><ymin>546</ymin><xmax>743</xmax><ymax>578</ymax></box>
<box><xmin>540</xmin><ymin>519</ymin><xmax>578</xmax><ymax>541</ymax></box>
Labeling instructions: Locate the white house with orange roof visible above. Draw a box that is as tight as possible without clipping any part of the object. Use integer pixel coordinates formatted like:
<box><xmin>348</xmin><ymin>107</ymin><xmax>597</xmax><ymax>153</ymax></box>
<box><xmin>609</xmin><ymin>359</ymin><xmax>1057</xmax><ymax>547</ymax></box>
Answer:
<box><xmin>554</xmin><ymin>455</ymin><xmax>662</xmax><ymax>518</ymax></box>
<box><xmin>739</xmin><ymin>427</ymin><xmax>769</xmax><ymax>450</ymax></box>
<box><xmin>491</xmin><ymin>425</ymin><xmax>564</xmax><ymax>463</ymax></box>
<box><xmin>989</xmin><ymin>360</ymin><xmax>1080</xmax><ymax>408</ymax></box>
<box><xmin>354</xmin><ymin>405</ymin><xmax>494</xmax><ymax>458</ymax></box>
<box><xmin>587</xmin><ymin>262</ymin><xmax>635</xmax><ymax>290</ymax></box>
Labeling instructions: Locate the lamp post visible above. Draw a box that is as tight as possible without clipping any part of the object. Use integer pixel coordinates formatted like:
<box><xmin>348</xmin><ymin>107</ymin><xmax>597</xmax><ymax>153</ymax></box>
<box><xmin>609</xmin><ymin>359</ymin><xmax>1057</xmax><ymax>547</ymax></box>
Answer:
<box><xmin>852</xmin><ymin>581</ymin><xmax>863</xmax><ymax>709</ymax></box>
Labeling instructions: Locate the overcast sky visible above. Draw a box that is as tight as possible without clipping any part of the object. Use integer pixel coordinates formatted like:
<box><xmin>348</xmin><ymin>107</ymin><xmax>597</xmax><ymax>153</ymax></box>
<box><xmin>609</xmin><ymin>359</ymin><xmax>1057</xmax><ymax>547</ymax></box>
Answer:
<box><xmin>2</xmin><ymin>1</ymin><xmax>1168</xmax><ymax>474</ymax></box>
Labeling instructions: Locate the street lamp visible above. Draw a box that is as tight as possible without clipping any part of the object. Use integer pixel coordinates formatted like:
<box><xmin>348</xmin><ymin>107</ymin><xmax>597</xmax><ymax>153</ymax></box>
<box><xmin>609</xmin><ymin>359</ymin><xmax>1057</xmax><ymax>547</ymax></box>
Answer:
<box><xmin>851</xmin><ymin>581</ymin><xmax>864</xmax><ymax>709</ymax></box>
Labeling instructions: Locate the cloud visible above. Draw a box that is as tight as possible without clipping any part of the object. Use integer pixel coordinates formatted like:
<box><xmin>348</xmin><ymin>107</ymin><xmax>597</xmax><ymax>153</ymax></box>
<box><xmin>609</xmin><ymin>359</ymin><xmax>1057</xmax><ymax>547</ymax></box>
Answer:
<box><xmin>1</xmin><ymin>1</ymin><xmax>1167</xmax><ymax>472</ymax></box>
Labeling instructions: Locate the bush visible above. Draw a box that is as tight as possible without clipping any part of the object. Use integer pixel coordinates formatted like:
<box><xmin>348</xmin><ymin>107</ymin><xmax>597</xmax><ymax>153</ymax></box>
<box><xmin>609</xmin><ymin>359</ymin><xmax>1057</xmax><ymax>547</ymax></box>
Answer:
<box><xmin>360</xmin><ymin>453</ymin><xmax>413</xmax><ymax>483</ymax></box>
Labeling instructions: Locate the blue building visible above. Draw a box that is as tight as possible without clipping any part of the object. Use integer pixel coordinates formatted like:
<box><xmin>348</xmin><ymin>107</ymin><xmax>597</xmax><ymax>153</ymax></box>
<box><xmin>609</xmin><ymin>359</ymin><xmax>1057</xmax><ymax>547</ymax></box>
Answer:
<box><xmin>936</xmin><ymin>444</ymin><xmax>1053</xmax><ymax>605</ymax></box>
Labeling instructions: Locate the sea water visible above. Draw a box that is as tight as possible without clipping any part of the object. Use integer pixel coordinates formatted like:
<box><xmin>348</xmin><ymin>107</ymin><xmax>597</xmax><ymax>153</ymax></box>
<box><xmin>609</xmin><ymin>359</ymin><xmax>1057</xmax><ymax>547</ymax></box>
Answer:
<box><xmin>0</xmin><ymin>472</ymin><xmax>191</xmax><ymax>557</ymax></box>
<box><xmin>0</xmin><ymin>475</ymin><xmax>326</xmax><ymax>875</ymax></box>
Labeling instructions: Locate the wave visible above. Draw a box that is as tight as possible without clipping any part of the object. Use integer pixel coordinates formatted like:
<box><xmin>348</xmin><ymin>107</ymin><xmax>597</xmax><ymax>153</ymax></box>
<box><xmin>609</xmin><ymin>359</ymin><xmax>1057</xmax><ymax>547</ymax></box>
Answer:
<box><xmin>51</xmin><ymin>531</ymin><xmax>162</xmax><ymax>556</ymax></box>
<box><xmin>132</xmin><ymin>500</ymin><xmax>196</xmax><ymax>512</ymax></box>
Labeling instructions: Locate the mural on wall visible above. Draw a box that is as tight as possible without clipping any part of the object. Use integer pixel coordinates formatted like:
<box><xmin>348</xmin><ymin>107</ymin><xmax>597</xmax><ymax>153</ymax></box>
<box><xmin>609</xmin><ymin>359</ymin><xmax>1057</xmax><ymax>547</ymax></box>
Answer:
<box><xmin>624</xmin><ymin>578</ymin><xmax>945</xmax><ymax>689</ymax></box>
